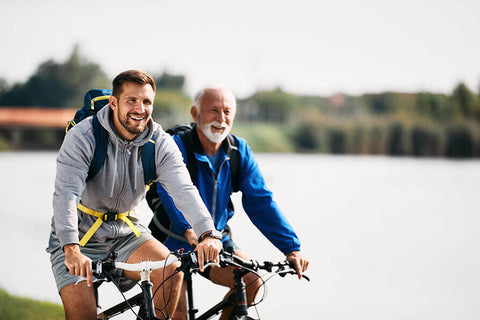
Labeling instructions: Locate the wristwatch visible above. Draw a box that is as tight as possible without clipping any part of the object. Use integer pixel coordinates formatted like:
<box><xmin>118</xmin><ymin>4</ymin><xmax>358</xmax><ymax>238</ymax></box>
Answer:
<box><xmin>199</xmin><ymin>229</ymin><xmax>222</xmax><ymax>242</ymax></box>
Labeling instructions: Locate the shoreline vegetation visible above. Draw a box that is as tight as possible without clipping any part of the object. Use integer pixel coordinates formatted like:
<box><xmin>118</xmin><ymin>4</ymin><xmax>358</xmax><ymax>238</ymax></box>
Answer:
<box><xmin>0</xmin><ymin>288</ymin><xmax>64</xmax><ymax>320</ymax></box>
<box><xmin>1</xmin><ymin>46</ymin><xmax>479</xmax><ymax>158</ymax></box>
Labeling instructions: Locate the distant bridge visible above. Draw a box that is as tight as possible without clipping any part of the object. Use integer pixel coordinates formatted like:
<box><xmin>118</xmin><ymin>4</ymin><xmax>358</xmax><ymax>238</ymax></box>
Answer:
<box><xmin>0</xmin><ymin>107</ymin><xmax>76</xmax><ymax>128</ymax></box>
<box><xmin>0</xmin><ymin>107</ymin><xmax>76</xmax><ymax>149</ymax></box>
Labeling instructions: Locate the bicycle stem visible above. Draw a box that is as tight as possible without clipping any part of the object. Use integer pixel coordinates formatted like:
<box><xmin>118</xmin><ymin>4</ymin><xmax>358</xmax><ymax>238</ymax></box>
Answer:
<box><xmin>232</xmin><ymin>268</ymin><xmax>248</xmax><ymax>316</ymax></box>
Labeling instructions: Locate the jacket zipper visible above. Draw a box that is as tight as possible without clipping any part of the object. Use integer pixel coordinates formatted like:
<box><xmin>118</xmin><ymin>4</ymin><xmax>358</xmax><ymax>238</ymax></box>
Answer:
<box><xmin>211</xmin><ymin>156</ymin><xmax>230</xmax><ymax>224</ymax></box>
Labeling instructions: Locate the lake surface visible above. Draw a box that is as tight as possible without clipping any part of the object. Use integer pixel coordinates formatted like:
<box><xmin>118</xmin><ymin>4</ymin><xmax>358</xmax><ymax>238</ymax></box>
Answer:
<box><xmin>1</xmin><ymin>152</ymin><xmax>479</xmax><ymax>319</ymax></box>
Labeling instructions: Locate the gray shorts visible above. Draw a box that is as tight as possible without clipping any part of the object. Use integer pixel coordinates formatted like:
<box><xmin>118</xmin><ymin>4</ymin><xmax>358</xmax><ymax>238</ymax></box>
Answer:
<box><xmin>47</xmin><ymin>231</ymin><xmax>153</xmax><ymax>292</ymax></box>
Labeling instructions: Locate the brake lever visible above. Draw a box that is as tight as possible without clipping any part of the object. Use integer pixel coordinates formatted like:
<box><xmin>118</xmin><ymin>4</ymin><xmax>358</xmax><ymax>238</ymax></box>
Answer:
<box><xmin>191</xmin><ymin>261</ymin><xmax>221</xmax><ymax>272</ymax></box>
<box><xmin>277</xmin><ymin>269</ymin><xmax>311</xmax><ymax>282</ymax></box>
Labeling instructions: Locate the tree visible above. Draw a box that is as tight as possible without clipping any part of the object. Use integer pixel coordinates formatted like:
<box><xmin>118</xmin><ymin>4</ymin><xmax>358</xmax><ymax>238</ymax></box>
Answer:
<box><xmin>451</xmin><ymin>82</ymin><xmax>475</xmax><ymax>117</ymax></box>
<box><xmin>246</xmin><ymin>88</ymin><xmax>298</xmax><ymax>123</ymax></box>
<box><xmin>0</xmin><ymin>45</ymin><xmax>109</xmax><ymax>108</ymax></box>
<box><xmin>154</xmin><ymin>72</ymin><xmax>185</xmax><ymax>90</ymax></box>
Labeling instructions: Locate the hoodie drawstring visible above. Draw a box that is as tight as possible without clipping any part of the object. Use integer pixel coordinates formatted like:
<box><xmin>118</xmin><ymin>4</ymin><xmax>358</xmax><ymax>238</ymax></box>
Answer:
<box><xmin>110</xmin><ymin>138</ymin><xmax>118</xmax><ymax>198</ymax></box>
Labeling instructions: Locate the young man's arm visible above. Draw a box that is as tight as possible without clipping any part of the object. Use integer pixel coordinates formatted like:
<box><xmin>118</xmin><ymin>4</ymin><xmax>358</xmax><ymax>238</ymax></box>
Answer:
<box><xmin>53</xmin><ymin>125</ymin><xmax>95</xmax><ymax>282</ymax></box>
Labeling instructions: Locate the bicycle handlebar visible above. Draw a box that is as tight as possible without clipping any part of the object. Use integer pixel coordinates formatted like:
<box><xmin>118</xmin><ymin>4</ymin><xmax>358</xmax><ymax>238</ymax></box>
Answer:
<box><xmin>92</xmin><ymin>250</ymin><xmax>309</xmax><ymax>282</ymax></box>
<box><xmin>175</xmin><ymin>250</ymin><xmax>310</xmax><ymax>281</ymax></box>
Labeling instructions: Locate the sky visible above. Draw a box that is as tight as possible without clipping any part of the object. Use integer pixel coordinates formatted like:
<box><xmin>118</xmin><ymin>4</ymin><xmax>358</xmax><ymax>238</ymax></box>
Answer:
<box><xmin>0</xmin><ymin>0</ymin><xmax>479</xmax><ymax>98</ymax></box>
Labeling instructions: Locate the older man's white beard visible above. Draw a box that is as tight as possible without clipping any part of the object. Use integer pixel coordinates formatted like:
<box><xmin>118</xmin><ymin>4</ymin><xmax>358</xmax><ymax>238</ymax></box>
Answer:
<box><xmin>199</xmin><ymin>120</ymin><xmax>231</xmax><ymax>143</ymax></box>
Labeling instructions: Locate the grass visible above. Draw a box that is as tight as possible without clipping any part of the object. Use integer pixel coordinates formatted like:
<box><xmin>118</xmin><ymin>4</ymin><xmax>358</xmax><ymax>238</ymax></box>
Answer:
<box><xmin>232</xmin><ymin>122</ymin><xmax>295</xmax><ymax>153</ymax></box>
<box><xmin>0</xmin><ymin>288</ymin><xmax>64</xmax><ymax>320</ymax></box>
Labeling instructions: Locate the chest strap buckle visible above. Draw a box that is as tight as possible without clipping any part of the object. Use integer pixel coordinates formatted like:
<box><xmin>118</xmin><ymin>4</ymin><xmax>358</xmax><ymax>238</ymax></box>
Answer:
<box><xmin>77</xmin><ymin>204</ymin><xmax>140</xmax><ymax>247</ymax></box>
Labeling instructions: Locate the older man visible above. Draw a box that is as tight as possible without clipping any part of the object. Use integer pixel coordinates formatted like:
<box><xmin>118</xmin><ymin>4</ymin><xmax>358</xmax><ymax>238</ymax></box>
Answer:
<box><xmin>148</xmin><ymin>85</ymin><xmax>309</xmax><ymax>319</ymax></box>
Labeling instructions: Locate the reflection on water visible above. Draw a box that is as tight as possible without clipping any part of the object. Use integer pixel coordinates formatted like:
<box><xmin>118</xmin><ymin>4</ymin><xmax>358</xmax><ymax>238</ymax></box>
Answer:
<box><xmin>1</xmin><ymin>152</ymin><xmax>479</xmax><ymax>320</ymax></box>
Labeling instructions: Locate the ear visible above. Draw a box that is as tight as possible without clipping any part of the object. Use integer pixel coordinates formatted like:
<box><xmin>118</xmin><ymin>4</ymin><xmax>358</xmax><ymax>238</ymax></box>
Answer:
<box><xmin>190</xmin><ymin>106</ymin><xmax>199</xmax><ymax>122</ymax></box>
<box><xmin>109</xmin><ymin>95</ymin><xmax>117</xmax><ymax>110</ymax></box>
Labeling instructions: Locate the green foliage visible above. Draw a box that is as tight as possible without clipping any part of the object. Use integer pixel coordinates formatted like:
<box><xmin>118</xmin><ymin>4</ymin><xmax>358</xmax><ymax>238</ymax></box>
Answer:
<box><xmin>292</xmin><ymin>124</ymin><xmax>322</xmax><ymax>152</ymax></box>
<box><xmin>231</xmin><ymin>123</ymin><xmax>295</xmax><ymax>153</ymax></box>
<box><xmin>445</xmin><ymin>124</ymin><xmax>475</xmax><ymax>158</ymax></box>
<box><xmin>328</xmin><ymin>127</ymin><xmax>347</xmax><ymax>154</ymax></box>
<box><xmin>411</xmin><ymin>125</ymin><xmax>441</xmax><ymax>157</ymax></box>
<box><xmin>0</xmin><ymin>45</ymin><xmax>109</xmax><ymax>108</ymax></box>
<box><xmin>415</xmin><ymin>92</ymin><xmax>450</xmax><ymax>120</ymax></box>
<box><xmin>450</xmin><ymin>82</ymin><xmax>479</xmax><ymax>118</ymax></box>
<box><xmin>386</xmin><ymin>122</ymin><xmax>406</xmax><ymax>156</ymax></box>
<box><xmin>362</xmin><ymin>92</ymin><xmax>396</xmax><ymax>115</ymax></box>
<box><xmin>0</xmin><ymin>78</ymin><xmax>8</xmax><ymax>97</ymax></box>
<box><xmin>0</xmin><ymin>127</ymin><xmax>64</xmax><ymax>150</ymax></box>
<box><xmin>242</xmin><ymin>88</ymin><xmax>298</xmax><ymax>123</ymax></box>
<box><xmin>1</xmin><ymin>44</ymin><xmax>479</xmax><ymax>157</ymax></box>
<box><xmin>0</xmin><ymin>133</ymin><xmax>11</xmax><ymax>151</ymax></box>
<box><xmin>154</xmin><ymin>72</ymin><xmax>185</xmax><ymax>90</ymax></box>
<box><xmin>152</xmin><ymin>89</ymin><xmax>192</xmax><ymax>127</ymax></box>
<box><xmin>0</xmin><ymin>288</ymin><xmax>64</xmax><ymax>320</ymax></box>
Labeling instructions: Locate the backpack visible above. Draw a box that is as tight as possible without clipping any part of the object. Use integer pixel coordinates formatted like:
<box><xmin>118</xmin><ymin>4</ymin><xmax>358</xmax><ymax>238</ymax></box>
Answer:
<box><xmin>146</xmin><ymin>123</ymin><xmax>241</xmax><ymax>242</ymax></box>
<box><xmin>66</xmin><ymin>89</ymin><xmax>157</xmax><ymax>185</ymax></box>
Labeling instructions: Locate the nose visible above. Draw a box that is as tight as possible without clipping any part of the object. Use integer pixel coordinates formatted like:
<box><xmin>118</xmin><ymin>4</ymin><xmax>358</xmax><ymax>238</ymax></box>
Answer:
<box><xmin>217</xmin><ymin>111</ymin><xmax>226</xmax><ymax>123</ymax></box>
<box><xmin>134</xmin><ymin>102</ymin><xmax>146</xmax><ymax>114</ymax></box>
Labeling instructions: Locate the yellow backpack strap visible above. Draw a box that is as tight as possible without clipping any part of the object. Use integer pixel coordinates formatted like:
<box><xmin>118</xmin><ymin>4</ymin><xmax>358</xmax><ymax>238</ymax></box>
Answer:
<box><xmin>77</xmin><ymin>204</ymin><xmax>140</xmax><ymax>247</ymax></box>
<box><xmin>90</xmin><ymin>95</ymin><xmax>111</xmax><ymax>109</ymax></box>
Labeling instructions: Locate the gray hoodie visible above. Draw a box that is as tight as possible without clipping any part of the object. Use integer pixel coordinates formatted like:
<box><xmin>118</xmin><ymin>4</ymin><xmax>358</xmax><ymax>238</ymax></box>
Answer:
<box><xmin>51</xmin><ymin>104</ymin><xmax>214</xmax><ymax>248</ymax></box>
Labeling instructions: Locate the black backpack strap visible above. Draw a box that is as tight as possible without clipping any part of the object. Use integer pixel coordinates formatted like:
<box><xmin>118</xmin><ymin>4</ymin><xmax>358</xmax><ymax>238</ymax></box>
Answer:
<box><xmin>224</xmin><ymin>135</ymin><xmax>241</xmax><ymax>192</ymax></box>
<box><xmin>142</xmin><ymin>131</ymin><xmax>157</xmax><ymax>185</ymax></box>
<box><xmin>176</xmin><ymin>124</ymin><xmax>203</xmax><ymax>182</ymax></box>
<box><xmin>88</xmin><ymin>115</ymin><xmax>107</xmax><ymax>180</ymax></box>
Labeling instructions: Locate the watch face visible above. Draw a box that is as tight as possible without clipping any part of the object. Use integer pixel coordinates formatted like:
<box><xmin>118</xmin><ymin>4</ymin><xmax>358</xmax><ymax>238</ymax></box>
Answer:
<box><xmin>212</xmin><ymin>230</ymin><xmax>222</xmax><ymax>239</ymax></box>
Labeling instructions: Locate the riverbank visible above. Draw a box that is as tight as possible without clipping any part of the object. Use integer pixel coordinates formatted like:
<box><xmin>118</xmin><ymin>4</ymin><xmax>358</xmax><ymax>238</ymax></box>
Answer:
<box><xmin>0</xmin><ymin>288</ymin><xmax>63</xmax><ymax>320</ymax></box>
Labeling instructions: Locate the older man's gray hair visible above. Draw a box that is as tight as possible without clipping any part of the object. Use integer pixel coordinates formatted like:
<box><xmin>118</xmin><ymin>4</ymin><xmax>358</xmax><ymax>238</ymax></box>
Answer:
<box><xmin>192</xmin><ymin>85</ymin><xmax>237</xmax><ymax>111</ymax></box>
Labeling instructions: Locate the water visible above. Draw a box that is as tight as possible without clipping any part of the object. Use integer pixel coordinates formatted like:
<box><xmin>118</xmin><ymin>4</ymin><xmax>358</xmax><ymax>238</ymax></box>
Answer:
<box><xmin>1</xmin><ymin>152</ymin><xmax>479</xmax><ymax>319</ymax></box>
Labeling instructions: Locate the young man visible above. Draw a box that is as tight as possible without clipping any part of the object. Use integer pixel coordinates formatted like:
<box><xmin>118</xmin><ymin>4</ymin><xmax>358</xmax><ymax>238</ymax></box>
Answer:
<box><xmin>47</xmin><ymin>70</ymin><xmax>222</xmax><ymax>320</ymax></box>
<box><xmin>148</xmin><ymin>86</ymin><xmax>309</xmax><ymax>319</ymax></box>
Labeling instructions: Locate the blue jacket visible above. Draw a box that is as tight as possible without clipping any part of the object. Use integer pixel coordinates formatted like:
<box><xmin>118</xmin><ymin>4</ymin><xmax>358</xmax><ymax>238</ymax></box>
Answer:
<box><xmin>156</xmin><ymin>133</ymin><xmax>301</xmax><ymax>255</ymax></box>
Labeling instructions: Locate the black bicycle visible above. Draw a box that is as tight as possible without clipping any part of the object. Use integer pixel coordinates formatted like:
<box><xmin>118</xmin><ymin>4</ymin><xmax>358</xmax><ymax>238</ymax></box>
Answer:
<box><xmin>91</xmin><ymin>250</ymin><xmax>310</xmax><ymax>320</ymax></box>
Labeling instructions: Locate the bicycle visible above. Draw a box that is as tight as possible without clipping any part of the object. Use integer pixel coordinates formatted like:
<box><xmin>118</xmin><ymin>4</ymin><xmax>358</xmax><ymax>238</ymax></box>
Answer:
<box><xmin>91</xmin><ymin>250</ymin><xmax>310</xmax><ymax>320</ymax></box>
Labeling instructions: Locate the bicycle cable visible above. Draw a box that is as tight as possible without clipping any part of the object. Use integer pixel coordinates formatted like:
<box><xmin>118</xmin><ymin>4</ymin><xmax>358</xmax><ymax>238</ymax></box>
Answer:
<box><xmin>103</xmin><ymin>267</ymin><xmax>144</xmax><ymax>320</ymax></box>
<box><xmin>152</xmin><ymin>251</ymin><xmax>181</xmax><ymax>319</ymax></box>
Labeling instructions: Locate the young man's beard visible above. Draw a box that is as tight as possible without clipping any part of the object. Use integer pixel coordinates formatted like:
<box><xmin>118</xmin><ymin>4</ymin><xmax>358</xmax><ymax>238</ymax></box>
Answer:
<box><xmin>119</xmin><ymin>111</ymin><xmax>149</xmax><ymax>135</ymax></box>
<box><xmin>198</xmin><ymin>116</ymin><xmax>231</xmax><ymax>144</ymax></box>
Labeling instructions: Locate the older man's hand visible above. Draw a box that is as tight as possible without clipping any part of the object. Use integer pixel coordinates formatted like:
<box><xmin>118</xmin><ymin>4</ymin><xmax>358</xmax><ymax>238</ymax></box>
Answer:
<box><xmin>286</xmin><ymin>251</ymin><xmax>309</xmax><ymax>279</ymax></box>
<box><xmin>195</xmin><ymin>236</ymin><xmax>222</xmax><ymax>272</ymax></box>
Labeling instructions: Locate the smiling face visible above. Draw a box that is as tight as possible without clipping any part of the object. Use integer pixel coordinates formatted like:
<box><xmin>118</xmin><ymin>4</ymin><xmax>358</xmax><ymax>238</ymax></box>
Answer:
<box><xmin>191</xmin><ymin>88</ymin><xmax>236</xmax><ymax>155</ymax></box>
<box><xmin>109</xmin><ymin>82</ymin><xmax>155</xmax><ymax>141</ymax></box>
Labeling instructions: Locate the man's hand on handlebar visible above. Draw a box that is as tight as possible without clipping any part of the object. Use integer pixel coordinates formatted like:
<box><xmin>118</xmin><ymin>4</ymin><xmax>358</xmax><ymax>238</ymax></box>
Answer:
<box><xmin>64</xmin><ymin>243</ymin><xmax>93</xmax><ymax>287</ymax></box>
<box><xmin>286</xmin><ymin>251</ymin><xmax>309</xmax><ymax>280</ymax></box>
<box><xmin>195</xmin><ymin>233</ymin><xmax>222</xmax><ymax>272</ymax></box>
